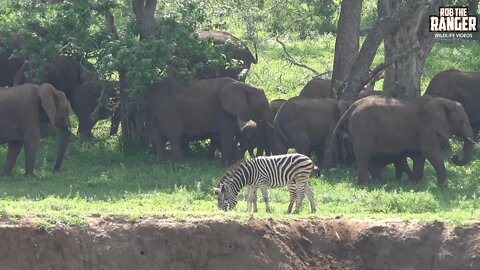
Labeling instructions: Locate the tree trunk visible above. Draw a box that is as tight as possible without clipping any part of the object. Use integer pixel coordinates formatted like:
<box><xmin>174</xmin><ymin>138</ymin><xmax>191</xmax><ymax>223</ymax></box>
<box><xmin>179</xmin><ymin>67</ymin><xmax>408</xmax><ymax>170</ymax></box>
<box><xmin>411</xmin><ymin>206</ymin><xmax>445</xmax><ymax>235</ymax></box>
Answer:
<box><xmin>331</xmin><ymin>0</ymin><xmax>363</xmax><ymax>96</ymax></box>
<box><xmin>470</xmin><ymin>0</ymin><xmax>479</xmax><ymax>16</ymax></box>
<box><xmin>132</xmin><ymin>0</ymin><xmax>157</xmax><ymax>40</ymax></box>
<box><xmin>339</xmin><ymin>0</ymin><xmax>444</xmax><ymax>100</ymax></box>
<box><xmin>381</xmin><ymin>0</ymin><xmax>446</xmax><ymax>98</ymax></box>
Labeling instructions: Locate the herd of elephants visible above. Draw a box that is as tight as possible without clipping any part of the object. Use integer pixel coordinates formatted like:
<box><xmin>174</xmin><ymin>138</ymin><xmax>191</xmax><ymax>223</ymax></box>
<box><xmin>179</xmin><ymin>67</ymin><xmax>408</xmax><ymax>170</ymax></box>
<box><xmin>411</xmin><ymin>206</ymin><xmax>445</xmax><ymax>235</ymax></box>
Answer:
<box><xmin>0</xmin><ymin>30</ymin><xmax>479</xmax><ymax>190</ymax></box>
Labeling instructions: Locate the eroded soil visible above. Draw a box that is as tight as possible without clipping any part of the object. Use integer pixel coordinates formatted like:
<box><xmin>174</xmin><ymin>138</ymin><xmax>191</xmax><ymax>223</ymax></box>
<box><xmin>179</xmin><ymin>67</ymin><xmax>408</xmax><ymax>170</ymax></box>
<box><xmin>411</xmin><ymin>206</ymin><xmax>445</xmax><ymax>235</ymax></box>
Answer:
<box><xmin>0</xmin><ymin>217</ymin><xmax>479</xmax><ymax>270</ymax></box>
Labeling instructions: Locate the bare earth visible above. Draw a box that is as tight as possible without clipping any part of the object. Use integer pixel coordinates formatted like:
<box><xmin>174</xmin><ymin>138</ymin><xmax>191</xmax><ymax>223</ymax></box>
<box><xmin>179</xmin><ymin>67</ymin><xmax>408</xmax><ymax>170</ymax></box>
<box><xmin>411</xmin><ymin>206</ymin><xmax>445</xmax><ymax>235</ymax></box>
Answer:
<box><xmin>1</xmin><ymin>217</ymin><xmax>479</xmax><ymax>270</ymax></box>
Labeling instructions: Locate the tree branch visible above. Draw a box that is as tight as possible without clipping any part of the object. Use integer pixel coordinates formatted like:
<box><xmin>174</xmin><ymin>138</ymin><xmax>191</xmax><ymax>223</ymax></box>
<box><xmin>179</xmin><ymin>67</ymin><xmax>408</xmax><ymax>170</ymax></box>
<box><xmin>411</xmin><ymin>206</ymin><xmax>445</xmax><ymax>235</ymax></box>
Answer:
<box><xmin>275</xmin><ymin>14</ymin><xmax>320</xmax><ymax>75</ymax></box>
<box><xmin>359</xmin><ymin>46</ymin><xmax>422</xmax><ymax>90</ymax></box>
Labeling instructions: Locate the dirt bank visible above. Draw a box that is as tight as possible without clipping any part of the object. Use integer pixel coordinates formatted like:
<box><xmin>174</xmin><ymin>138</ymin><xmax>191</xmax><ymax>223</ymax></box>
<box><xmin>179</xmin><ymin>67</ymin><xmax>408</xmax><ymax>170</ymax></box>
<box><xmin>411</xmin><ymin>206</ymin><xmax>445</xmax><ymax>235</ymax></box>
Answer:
<box><xmin>0</xmin><ymin>217</ymin><xmax>479</xmax><ymax>270</ymax></box>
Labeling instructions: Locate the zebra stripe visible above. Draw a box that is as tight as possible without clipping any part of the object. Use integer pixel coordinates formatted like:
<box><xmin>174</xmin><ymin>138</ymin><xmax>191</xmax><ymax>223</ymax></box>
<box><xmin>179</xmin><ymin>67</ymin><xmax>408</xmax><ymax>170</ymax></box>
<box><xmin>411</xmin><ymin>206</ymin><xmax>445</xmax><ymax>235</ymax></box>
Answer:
<box><xmin>214</xmin><ymin>153</ymin><xmax>316</xmax><ymax>213</ymax></box>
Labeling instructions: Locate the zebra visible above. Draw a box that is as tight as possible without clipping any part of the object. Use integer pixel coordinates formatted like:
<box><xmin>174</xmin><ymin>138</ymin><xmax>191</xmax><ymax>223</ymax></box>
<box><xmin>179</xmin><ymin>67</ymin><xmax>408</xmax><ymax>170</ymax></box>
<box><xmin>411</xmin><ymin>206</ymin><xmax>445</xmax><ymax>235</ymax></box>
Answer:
<box><xmin>214</xmin><ymin>153</ymin><xmax>316</xmax><ymax>213</ymax></box>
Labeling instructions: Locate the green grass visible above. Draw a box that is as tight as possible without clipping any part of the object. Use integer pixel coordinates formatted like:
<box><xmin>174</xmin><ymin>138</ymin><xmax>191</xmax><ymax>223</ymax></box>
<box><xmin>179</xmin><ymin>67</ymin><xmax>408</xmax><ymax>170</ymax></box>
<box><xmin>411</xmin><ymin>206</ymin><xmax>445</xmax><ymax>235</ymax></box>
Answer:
<box><xmin>1</xmin><ymin>35</ymin><xmax>479</xmax><ymax>226</ymax></box>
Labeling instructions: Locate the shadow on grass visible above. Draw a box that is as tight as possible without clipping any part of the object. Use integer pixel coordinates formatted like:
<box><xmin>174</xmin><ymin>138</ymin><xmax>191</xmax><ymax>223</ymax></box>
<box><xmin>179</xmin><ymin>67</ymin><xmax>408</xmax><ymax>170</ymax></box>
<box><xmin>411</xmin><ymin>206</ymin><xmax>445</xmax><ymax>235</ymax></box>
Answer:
<box><xmin>0</xmin><ymin>130</ymin><xmax>228</xmax><ymax>201</ymax></box>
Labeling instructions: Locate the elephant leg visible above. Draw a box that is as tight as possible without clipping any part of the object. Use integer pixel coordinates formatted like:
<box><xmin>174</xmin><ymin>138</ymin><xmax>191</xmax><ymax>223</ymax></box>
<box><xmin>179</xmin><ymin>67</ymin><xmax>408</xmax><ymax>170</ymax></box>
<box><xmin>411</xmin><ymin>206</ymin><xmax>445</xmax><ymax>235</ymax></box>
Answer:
<box><xmin>24</xmin><ymin>139</ymin><xmax>39</xmax><ymax>177</ymax></box>
<box><xmin>208</xmin><ymin>137</ymin><xmax>219</xmax><ymax>160</ymax></box>
<box><xmin>313</xmin><ymin>146</ymin><xmax>326</xmax><ymax>172</ymax></box>
<box><xmin>154</xmin><ymin>136</ymin><xmax>167</xmax><ymax>163</ymax></box>
<box><xmin>219</xmin><ymin>135</ymin><xmax>237</xmax><ymax>164</ymax></box>
<box><xmin>368</xmin><ymin>161</ymin><xmax>383</xmax><ymax>182</ymax></box>
<box><xmin>412</xmin><ymin>154</ymin><xmax>426</xmax><ymax>182</ymax></box>
<box><xmin>292</xmin><ymin>134</ymin><xmax>311</xmax><ymax>157</ymax></box>
<box><xmin>425</xmin><ymin>152</ymin><xmax>447</xmax><ymax>188</ymax></box>
<box><xmin>218</xmin><ymin>114</ymin><xmax>239</xmax><ymax>164</ymax></box>
<box><xmin>78</xmin><ymin>119</ymin><xmax>95</xmax><ymax>137</ymax></box>
<box><xmin>1</xmin><ymin>141</ymin><xmax>23</xmax><ymax>176</ymax></box>
<box><xmin>394</xmin><ymin>157</ymin><xmax>412</xmax><ymax>181</ymax></box>
<box><xmin>357</xmin><ymin>158</ymin><xmax>371</xmax><ymax>185</ymax></box>
<box><xmin>169</xmin><ymin>136</ymin><xmax>184</xmax><ymax>163</ymax></box>
<box><xmin>352</xmin><ymin>138</ymin><xmax>372</xmax><ymax>185</ymax></box>
<box><xmin>180</xmin><ymin>138</ymin><xmax>190</xmax><ymax>154</ymax></box>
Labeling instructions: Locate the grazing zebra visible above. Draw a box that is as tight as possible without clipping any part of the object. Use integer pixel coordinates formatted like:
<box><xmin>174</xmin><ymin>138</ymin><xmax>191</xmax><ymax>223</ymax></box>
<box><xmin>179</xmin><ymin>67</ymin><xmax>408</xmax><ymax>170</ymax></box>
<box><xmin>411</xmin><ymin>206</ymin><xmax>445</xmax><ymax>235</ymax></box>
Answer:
<box><xmin>214</xmin><ymin>153</ymin><xmax>316</xmax><ymax>213</ymax></box>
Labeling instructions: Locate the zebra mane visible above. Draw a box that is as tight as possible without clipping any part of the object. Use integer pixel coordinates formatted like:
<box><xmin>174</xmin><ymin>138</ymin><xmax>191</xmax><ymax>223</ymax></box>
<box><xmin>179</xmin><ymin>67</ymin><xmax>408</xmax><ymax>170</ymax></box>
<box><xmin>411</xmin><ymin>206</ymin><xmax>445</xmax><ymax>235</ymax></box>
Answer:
<box><xmin>219</xmin><ymin>159</ymin><xmax>249</xmax><ymax>185</ymax></box>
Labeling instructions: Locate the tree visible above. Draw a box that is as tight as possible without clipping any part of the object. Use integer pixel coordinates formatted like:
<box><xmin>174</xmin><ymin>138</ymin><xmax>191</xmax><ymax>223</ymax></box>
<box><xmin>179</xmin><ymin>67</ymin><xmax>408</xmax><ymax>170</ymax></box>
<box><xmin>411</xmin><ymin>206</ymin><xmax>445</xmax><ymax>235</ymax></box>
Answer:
<box><xmin>331</xmin><ymin>0</ymin><xmax>363</xmax><ymax>95</ymax></box>
<box><xmin>469</xmin><ymin>0</ymin><xmax>479</xmax><ymax>15</ymax></box>
<box><xmin>338</xmin><ymin>0</ymin><xmax>446</xmax><ymax>100</ymax></box>
<box><xmin>381</xmin><ymin>0</ymin><xmax>446</xmax><ymax>98</ymax></box>
<box><xmin>2</xmin><ymin>0</ymin><xmax>227</xmax><ymax>140</ymax></box>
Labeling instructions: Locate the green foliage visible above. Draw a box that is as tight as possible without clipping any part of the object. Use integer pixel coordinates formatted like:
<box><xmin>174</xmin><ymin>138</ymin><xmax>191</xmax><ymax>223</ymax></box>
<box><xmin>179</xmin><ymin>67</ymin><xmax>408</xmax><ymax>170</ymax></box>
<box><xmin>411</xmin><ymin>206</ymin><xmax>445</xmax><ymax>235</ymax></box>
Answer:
<box><xmin>199</xmin><ymin>0</ymin><xmax>339</xmax><ymax>40</ymax></box>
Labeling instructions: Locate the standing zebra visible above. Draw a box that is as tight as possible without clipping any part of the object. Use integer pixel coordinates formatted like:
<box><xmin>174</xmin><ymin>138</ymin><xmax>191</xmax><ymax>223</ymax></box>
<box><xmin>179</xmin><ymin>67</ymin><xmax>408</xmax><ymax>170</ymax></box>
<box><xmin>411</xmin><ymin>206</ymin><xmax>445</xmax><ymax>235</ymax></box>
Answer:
<box><xmin>214</xmin><ymin>153</ymin><xmax>316</xmax><ymax>213</ymax></box>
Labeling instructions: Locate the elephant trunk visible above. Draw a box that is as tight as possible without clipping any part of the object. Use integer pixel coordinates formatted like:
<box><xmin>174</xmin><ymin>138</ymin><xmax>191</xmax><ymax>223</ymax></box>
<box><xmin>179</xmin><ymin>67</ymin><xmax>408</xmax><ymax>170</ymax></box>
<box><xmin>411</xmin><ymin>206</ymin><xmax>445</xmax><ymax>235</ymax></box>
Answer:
<box><xmin>53</xmin><ymin>128</ymin><xmax>72</xmax><ymax>172</ymax></box>
<box><xmin>451</xmin><ymin>124</ymin><xmax>475</xmax><ymax>166</ymax></box>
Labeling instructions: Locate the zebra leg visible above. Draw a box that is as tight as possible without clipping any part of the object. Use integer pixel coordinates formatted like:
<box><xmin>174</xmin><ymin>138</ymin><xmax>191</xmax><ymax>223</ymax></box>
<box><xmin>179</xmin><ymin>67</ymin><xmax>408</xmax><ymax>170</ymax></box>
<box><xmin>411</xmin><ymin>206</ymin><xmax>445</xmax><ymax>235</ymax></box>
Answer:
<box><xmin>259</xmin><ymin>184</ymin><xmax>271</xmax><ymax>213</ymax></box>
<box><xmin>286</xmin><ymin>184</ymin><xmax>297</xmax><ymax>214</ymax></box>
<box><xmin>246</xmin><ymin>186</ymin><xmax>258</xmax><ymax>212</ymax></box>
<box><xmin>293</xmin><ymin>181</ymin><xmax>307</xmax><ymax>214</ymax></box>
<box><xmin>305</xmin><ymin>183</ymin><xmax>316</xmax><ymax>213</ymax></box>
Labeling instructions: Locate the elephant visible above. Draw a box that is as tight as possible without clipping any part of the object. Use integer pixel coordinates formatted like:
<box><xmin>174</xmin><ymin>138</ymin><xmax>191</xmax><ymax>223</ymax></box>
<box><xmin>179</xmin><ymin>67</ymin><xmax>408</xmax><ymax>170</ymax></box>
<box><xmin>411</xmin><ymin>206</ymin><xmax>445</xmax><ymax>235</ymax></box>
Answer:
<box><xmin>0</xmin><ymin>32</ymin><xmax>25</xmax><ymax>87</ymax></box>
<box><xmin>239</xmin><ymin>99</ymin><xmax>286</xmax><ymax>158</ymax></box>
<box><xmin>368</xmin><ymin>153</ymin><xmax>414</xmax><ymax>182</ymax></box>
<box><xmin>72</xmin><ymin>79</ymin><xmax>120</xmax><ymax>137</ymax></box>
<box><xmin>357</xmin><ymin>89</ymin><xmax>391</xmax><ymax>100</ymax></box>
<box><xmin>299</xmin><ymin>78</ymin><xmax>335</xmax><ymax>99</ymax></box>
<box><xmin>238</xmin><ymin>122</ymin><xmax>267</xmax><ymax>158</ymax></box>
<box><xmin>195</xmin><ymin>30</ymin><xmax>258</xmax><ymax>81</ymax></box>
<box><xmin>148</xmin><ymin>77</ymin><xmax>273</xmax><ymax>164</ymax></box>
<box><xmin>330</xmin><ymin>95</ymin><xmax>475</xmax><ymax>187</ymax></box>
<box><xmin>0</xmin><ymin>31</ymin><xmax>84</xmax><ymax>101</ymax></box>
<box><xmin>0</xmin><ymin>83</ymin><xmax>71</xmax><ymax>176</ymax></box>
<box><xmin>269</xmin><ymin>98</ymin><xmax>286</xmax><ymax>118</ymax></box>
<box><xmin>14</xmin><ymin>56</ymin><xmax>83</xmax><ymax>102</ymax></box>
<box><xmin>273</xmin><ymin>96</ymin><xmax>349</xmax><ymax>170</ymax></box>
<box><xmin>425</xmin><ymin>69</ymin><xmax>480</xmax><ymax>138</ymax></box>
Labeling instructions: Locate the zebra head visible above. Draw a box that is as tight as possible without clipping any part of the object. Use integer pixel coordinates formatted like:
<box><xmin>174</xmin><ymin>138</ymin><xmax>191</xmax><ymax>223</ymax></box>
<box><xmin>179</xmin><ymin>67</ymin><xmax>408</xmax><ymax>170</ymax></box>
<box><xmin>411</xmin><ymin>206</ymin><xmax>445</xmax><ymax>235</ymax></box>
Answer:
<box><xmin>214</xmin><ymin>183</ymin><xmax>237</xmax><ymax>211</ymax></box>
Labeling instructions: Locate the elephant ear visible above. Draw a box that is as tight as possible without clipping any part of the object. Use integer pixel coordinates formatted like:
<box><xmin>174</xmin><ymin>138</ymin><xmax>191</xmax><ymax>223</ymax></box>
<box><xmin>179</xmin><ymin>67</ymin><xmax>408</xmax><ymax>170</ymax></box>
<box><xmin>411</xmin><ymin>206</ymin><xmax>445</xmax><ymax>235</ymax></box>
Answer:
<box><xmin>422</xmin><ymin>98</ymin><xmax>451</xmax><ymax>140</ymax></box>
<box><xmin>38</xmin><ymin>83</ymin><xmax>58</xmax><ymax>125</ymax></box>
<box><xmin>219</xmin><ymin>82</ymin><xmax>250</xmax><ymax>121</ymax></box>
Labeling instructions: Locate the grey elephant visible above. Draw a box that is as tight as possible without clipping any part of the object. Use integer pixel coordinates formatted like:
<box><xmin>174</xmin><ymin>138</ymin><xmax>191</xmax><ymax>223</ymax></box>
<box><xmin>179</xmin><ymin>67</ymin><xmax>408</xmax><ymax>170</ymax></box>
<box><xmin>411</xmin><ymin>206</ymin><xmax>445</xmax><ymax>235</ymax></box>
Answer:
<box><xmin>239</xmin><ymin>99</ymin><xmax>286</xmax><ymax>158</ymax></box>
<box><xmin>72</xmin><ymin>79</ymin><xmax>120</xmax><ymax>137</ymax></box>
<box><xmin>148</xmin><ymin>77</ymin><xmax>273</xmax><ymax>164</ymax></box>
<box><xmin>195</xmin><ymin>30</ymin><xmax>257</xmax><ymax>81</ymax></box>
<box><xmin>273</xmin><ymin>96</ymin><xmax>349</xmax><ymax>170</ymax></box>
<box><xmin>0</xmin><ymin>32</ymin><xmax>24</xmax><ymax>87</ymax></box>
<box><xmin>425</xmin><ymin>69</ymin><xmax>480</xmax><ymax>138</ymax></box>
<box><xmin>299</xmin><ymin>78</ymin><xmax>335</xmax><ymax>99</ymax></box>
<box><xmin>331</xmin><ymin>95</ymin><xmax>474</xmax><ymax>187</ymax></box>
<box><xmin>239</xmin><ymin>122</ymin><xmax>267</xmax><ymax>158</ymax></box>
<box><xmin>0</xmin><ymin>83</ymin><xmax>71</xmax><ymax>176</ymax></box>
<box><xmin>367</xmin><ymin>153</ymin><xmax>414</xmax><ymax>182</ymax></box>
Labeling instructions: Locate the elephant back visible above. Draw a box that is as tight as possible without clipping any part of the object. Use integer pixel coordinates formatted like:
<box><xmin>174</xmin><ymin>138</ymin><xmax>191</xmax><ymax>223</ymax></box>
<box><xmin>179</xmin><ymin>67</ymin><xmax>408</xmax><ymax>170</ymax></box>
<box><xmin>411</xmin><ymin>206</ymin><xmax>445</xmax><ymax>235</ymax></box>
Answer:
<box><xmin>299</xmin><ymin>78</ymin><xmax>335</xmax><ymax>99</ymax></box>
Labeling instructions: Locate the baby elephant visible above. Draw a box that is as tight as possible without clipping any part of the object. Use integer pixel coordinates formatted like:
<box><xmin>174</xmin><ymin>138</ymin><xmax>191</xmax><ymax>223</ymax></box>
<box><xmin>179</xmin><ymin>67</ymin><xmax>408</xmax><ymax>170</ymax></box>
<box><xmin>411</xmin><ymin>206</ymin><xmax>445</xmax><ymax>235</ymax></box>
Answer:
<box><xmin>239</xmin><ymin>122</ymin><xmax>268</xmax><ymax>158</ymax></box>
